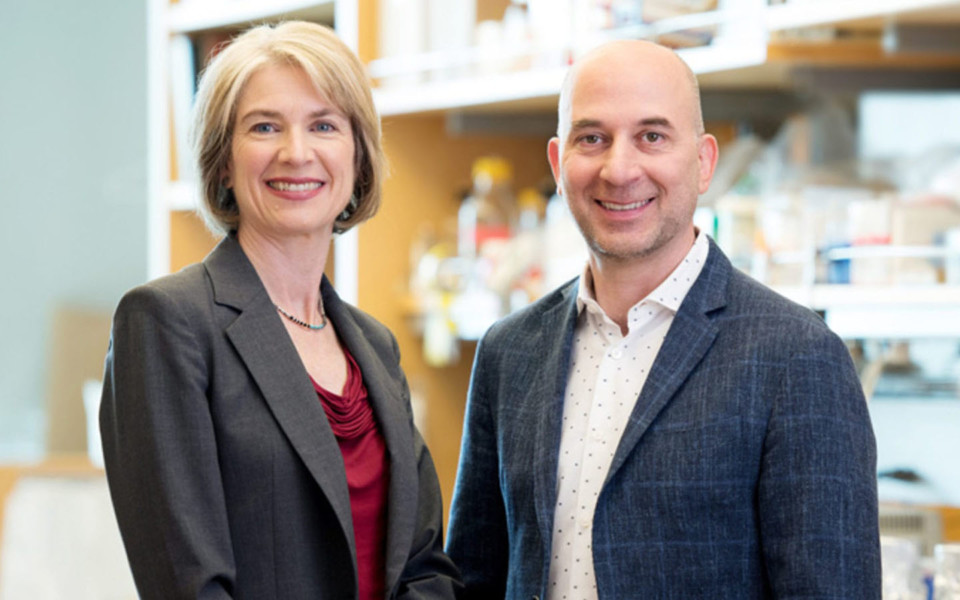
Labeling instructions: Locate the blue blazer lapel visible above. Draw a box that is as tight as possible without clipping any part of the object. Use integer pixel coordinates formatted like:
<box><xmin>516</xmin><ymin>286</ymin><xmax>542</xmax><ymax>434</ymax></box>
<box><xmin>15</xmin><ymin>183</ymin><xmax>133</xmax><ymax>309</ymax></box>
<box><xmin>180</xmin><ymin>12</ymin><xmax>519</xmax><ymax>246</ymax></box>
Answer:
<box><xmin>321</xmin><ymin>280</ymin><xmax>417</xmax><ymax>593</ymax></box>
<box><xmin>605</xmin><ymin>239</ymin><xmax>730</xmax><ymax>483</ymax></box>
<box><xmin>203</xmin><ymin>237</ymin><xmax>355</xmax><ymax>554</ymax></box>
<box><xmin>532</xmin><ymin>281</ymin><xmax>581</xmax><ymax>552</ymax></box>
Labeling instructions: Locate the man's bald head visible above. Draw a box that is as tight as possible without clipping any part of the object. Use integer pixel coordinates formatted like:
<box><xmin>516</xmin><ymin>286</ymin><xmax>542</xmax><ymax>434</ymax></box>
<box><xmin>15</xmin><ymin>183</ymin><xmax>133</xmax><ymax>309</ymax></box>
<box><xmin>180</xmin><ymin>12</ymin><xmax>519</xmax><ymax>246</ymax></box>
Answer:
<box><xmin>556</xmin><ymin>40</ymin><xmax>704</xmax><ymax>143</ymax></box>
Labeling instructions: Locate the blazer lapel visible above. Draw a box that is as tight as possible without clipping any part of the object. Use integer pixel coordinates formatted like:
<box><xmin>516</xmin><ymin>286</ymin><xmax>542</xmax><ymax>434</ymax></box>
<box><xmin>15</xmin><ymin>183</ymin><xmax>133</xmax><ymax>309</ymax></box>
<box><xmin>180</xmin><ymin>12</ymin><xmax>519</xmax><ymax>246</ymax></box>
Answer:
<box><xmin>605</xmin><ymin>239</ymin><xmax>729</xmax><ymax>484</ymax></box>
<box><xmin>320</xmin><ymin>280</ymin><xmax>418</xmax><ymax>594</ymax></box>
<box><xmin>203</xmin><ymin>237</ymin><xmax>355</xmax><ymax>552</ymax></box>
<box><xmin>532</xmin><ymin>282</ymin><xmax>581</xmax><ymax>554</ymax></box>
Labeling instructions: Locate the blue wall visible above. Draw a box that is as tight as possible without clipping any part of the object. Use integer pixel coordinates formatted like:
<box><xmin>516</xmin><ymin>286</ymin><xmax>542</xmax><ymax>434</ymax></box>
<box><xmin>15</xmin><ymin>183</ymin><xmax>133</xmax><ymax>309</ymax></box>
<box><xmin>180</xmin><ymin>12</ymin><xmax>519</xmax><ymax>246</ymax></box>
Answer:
<box><xmin>0</xmin><ymin>1</ymin><xmax>149</xmax><ymax>457</ymax></box>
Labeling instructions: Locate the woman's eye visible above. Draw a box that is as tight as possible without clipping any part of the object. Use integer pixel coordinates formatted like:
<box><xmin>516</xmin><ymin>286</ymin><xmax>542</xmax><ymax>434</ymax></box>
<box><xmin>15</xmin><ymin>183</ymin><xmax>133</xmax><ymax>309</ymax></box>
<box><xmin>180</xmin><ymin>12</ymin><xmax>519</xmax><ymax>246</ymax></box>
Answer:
<box><xmin>313</xmin><ymin>122</ymin><xmax>335</xmax><ymax>133</ymax></box>
<box><xmin>252</xmin><ymin>123</ymin><xmax>276</xmax><ymax>133</ymax></box>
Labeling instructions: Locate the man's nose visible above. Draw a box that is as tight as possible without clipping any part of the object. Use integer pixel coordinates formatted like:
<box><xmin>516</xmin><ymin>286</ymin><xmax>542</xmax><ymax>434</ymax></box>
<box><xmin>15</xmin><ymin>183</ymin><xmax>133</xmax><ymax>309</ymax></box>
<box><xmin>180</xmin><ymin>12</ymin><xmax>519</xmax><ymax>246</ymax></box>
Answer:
<box><xmin>600</xmin><ymin>137</ymin><xmax>643</xmax><ymax>186</ymax></box>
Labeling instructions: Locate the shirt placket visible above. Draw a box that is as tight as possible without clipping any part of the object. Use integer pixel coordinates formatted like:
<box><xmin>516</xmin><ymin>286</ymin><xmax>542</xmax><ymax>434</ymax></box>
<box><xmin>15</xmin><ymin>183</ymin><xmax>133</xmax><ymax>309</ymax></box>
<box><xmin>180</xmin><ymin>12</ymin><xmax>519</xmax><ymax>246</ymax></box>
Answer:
<box><xmin>567</xmin><ymin>317</ymin><xmax>622</xmax><ymax>599</ymax></box>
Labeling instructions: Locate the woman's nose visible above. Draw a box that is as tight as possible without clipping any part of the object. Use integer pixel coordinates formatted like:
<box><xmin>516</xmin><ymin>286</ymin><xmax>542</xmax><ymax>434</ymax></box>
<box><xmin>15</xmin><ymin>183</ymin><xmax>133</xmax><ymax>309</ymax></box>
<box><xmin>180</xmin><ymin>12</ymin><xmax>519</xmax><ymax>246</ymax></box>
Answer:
<box><xmin>279</xmin><ymin>130</ymin><xmax>311</xmax><ymax>164</ymax></box>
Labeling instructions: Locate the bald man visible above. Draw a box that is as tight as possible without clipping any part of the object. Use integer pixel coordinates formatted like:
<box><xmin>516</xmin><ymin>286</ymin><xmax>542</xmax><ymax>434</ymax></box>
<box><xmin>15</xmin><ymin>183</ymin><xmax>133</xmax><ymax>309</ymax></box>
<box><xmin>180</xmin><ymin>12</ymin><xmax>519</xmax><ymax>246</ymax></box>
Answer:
<box><xmin>446</xmin><ymin>40</ymin><xmax>881</xmax><ymax>599</ymax></box>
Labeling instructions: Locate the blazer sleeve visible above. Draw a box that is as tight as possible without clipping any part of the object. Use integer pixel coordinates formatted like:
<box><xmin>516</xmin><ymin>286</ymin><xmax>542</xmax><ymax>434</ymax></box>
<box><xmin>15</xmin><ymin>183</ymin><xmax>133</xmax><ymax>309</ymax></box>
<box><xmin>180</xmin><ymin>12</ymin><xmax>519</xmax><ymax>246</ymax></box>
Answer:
<box><xmin>390</xmin><ymin>336</ymin><xmax>464</xmax><ymax>599</ymax></box>
<box><xmin>445</xmin><ymin>333</ymin><xmax>510</xmax><ymax>600</ymax></box>
<box><xmin>395</xmin><ymin>426</ymin><xmax>463</xmax><ymax>599</ymax></box>
<box><xmin>757</xmin><ymin>327</ymin><xmax>881</xmax><ymax>597</ymax></box>
<box><xmin>99</xmin><ymin>284</ymin><xmax>236</xmax><ymax>599</ymax></box>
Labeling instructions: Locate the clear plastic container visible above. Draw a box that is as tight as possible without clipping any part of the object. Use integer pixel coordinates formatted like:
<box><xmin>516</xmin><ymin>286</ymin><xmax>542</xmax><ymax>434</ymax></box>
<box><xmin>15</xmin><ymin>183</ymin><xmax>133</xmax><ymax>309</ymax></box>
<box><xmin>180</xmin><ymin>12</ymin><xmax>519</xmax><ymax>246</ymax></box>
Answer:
<box><xmin>457</xmin><ymin>156</ymin><xmax>516</xmax><ymax>259</ymax></box>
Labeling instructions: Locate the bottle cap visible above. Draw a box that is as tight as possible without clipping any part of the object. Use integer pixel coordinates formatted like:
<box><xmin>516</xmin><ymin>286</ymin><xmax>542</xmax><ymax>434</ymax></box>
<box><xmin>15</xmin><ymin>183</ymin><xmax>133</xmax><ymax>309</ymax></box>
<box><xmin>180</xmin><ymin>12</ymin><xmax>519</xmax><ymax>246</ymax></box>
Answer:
<box><xmin>472</xmin><ymin>156</ymin><xmax>513</xmax><ymax>185</ymax></box>
<box><xmin>518</xmin><ymin>187</ymin><xmax>546</xmax><ymax>214</ymax></box>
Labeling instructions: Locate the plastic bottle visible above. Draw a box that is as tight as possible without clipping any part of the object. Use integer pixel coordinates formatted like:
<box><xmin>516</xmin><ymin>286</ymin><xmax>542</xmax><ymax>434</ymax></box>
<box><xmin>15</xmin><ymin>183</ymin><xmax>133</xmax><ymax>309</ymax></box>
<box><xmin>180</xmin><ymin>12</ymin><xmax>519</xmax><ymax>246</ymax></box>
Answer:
<box><xmin>457</xmin><ymin>156</ymin><xmax>517</xmax><ymax>260</ymax></box>
<box><xmin>452</xmin><ymin>156</ymin><xmax>517</xmax><ymax>339</ymax></box>
<box><xmin>516</xmin><ymin>186</ymin><xmax>546</xmax><ymax>233</ymax></box>
<box><xmin>508</xmin><ymin>187</ymin><xmax>548</xmax><ymax>310</ymax></box>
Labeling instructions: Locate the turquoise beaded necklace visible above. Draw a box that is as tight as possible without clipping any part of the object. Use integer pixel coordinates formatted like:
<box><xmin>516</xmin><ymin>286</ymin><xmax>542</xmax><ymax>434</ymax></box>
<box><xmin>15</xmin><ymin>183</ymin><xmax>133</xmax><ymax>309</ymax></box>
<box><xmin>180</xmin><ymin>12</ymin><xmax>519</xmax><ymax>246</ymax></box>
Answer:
<box><xmin>276</xmin><ymin>302</ymin><xmax>327</xmax><ymax>331</ymax></box>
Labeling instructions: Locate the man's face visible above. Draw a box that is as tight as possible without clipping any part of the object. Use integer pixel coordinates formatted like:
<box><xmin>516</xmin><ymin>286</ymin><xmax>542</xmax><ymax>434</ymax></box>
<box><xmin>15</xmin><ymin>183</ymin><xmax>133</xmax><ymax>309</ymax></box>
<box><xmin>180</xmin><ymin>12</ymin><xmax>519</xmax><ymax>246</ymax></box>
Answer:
<box><xmin>548</xmin><ymin>43</ymin><xmax>717</xmax><ymax>270</ymax></box>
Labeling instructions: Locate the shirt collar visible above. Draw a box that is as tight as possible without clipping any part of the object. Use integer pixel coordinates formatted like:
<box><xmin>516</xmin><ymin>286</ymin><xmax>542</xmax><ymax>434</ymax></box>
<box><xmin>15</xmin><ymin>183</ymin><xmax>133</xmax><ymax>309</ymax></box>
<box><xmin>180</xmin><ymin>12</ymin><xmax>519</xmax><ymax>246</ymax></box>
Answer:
<box><xmin>576</xmin><ymin>230</ymin><xmax>710</xmax><ymax>319</ymax></box>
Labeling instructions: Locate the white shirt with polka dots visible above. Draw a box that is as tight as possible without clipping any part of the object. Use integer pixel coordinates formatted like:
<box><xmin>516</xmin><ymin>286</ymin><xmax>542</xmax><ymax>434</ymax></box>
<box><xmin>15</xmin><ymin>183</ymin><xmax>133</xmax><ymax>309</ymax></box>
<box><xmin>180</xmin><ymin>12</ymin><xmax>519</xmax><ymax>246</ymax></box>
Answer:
<box><xmin>546</xmin><ymin>232</ymin><xmax>709</xmax><ymax>600</ymax></box>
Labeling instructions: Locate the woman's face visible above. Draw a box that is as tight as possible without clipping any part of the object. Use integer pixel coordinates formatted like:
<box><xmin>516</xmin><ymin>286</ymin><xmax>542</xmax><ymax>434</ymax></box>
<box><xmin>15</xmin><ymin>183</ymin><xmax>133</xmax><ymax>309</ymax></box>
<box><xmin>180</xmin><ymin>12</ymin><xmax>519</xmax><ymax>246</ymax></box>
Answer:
<box><xmin>225</xmin><ymin>63</ymin><xmax>356</xmax><ymax>243</ymax></box>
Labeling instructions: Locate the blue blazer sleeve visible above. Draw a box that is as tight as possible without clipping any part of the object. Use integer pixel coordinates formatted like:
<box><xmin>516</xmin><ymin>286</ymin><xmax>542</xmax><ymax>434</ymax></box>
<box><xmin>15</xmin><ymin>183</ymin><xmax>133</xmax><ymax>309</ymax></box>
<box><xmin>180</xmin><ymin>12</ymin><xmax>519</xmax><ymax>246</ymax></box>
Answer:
<box><xmin>757</xmin><ymin>323</ymin><xmax>880</xmax><ymax>597</ymax></box>
<box><xmin>446</xmin><ymin>333</ymin><xmax>510</xmax><ymax>599</ymax></box>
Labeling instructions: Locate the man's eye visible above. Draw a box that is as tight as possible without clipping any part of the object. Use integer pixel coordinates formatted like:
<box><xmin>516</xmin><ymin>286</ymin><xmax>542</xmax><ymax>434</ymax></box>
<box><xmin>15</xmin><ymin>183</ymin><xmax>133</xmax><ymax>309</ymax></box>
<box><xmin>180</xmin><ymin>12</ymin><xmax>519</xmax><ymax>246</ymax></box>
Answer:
<box><xmin>580</xmin><ymin>134</ymin><xmax>601</xmax><ymax>144</ymax></box>
<box><xmin>643</xmin><ymin>132</ymin><xmax>663</xmax><ymax>143</ymax></box>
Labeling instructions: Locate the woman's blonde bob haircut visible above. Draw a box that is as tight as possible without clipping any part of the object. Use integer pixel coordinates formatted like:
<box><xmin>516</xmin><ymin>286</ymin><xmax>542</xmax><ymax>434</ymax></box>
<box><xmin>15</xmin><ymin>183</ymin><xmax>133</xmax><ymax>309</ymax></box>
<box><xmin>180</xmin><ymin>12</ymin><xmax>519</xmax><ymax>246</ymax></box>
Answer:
<box><xmin>192</xmin><ymin>21</ymin><xmax>384</xmax><ymax>235</ymax></box>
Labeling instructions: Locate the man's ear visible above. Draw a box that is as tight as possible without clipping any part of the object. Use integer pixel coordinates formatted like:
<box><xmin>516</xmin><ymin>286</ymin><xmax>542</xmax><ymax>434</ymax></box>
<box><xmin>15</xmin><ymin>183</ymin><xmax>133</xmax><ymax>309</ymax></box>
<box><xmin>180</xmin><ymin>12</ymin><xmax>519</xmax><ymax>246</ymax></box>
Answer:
<box><xmin>547</xmin><ymin>137</ymin><xmax>562</xmax><ymax>196</ymax></box>
<box><xmin>697</xmin><ymin>134</ymin><xmax>719</xmax><ymax>195</ymax></box>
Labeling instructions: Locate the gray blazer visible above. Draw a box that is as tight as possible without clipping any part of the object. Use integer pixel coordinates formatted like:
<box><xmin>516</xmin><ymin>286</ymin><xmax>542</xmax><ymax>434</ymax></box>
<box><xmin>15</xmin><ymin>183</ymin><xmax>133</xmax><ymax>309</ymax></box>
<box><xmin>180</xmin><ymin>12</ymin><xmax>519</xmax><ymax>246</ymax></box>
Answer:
<box><xmin>447</xmin><ymin>238</ymin><xmax>880</xmax><ymax>599</ymax></box>
<box><xmin>100</xmin><ymin>235</ymin><xmax>460</xmax><ymax>599</ymax></box>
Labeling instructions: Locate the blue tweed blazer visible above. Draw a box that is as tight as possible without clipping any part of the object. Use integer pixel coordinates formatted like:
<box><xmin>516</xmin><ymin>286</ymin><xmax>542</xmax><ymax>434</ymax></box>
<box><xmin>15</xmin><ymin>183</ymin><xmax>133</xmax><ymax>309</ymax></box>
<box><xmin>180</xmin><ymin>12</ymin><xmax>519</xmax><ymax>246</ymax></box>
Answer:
<box><xmin>447</xmin><ymin>237</ymin><xmax>880</xmax><ymax>599</ymax></box>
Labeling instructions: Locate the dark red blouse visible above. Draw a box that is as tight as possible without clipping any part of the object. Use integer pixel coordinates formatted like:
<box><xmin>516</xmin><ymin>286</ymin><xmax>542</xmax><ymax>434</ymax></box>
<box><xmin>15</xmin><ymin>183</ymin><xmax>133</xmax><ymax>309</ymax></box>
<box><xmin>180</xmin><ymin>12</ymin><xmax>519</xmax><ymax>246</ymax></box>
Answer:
<box><xmin>312</xmin><ymin>350</ymin><xmax>389</xmax><ymax>600</ymax></box>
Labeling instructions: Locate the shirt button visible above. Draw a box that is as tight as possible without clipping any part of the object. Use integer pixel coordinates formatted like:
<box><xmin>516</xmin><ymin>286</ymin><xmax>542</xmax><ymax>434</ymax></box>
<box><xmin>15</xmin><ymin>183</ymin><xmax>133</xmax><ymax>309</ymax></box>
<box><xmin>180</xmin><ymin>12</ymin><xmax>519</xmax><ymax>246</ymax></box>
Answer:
<box><xmin>610</xmin><ymin>348</ymin><xmax>623</xmax><ymax>359</ymax></box>
<box><xmin>579</xmin><ymin>517</ymin><xmax>591</xmax><ymax>529</ymax></box>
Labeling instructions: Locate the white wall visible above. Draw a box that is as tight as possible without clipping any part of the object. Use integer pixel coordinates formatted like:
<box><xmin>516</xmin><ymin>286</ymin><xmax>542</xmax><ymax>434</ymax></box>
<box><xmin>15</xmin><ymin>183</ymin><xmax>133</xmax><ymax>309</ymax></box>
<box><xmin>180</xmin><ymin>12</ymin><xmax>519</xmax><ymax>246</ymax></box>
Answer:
<box><xmin>0</xmin><ymin>1</ymin><xmax>149</xmax><ymax>458</ymax></box>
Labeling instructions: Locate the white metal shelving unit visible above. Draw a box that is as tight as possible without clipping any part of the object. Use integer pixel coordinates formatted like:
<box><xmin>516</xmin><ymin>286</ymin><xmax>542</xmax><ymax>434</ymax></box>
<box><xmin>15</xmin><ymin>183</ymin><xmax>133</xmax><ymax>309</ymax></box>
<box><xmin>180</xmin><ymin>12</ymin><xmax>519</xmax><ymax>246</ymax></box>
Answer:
<box><xmin>771</xmin><ymin>243</ymin><xmax>960</xmax><ymax>337</ymax></box>
<box><xmin>167</xmin><ymin>0</ymin><xmax>335</xmax><ymax>34</ymax></box>
<box><xmin>371</xmin><ymin>38</ymin><xmax>772</xmax><ymax>117</ymax></box>
<box><xmin>775</xmin><ymin>285</ymin><xmax>960</xmax><ymax>338</ymax></box>
<box><xmin>763</xmin><ymin>0</ymin><xmax>960</xmax><ymax>31</ymax></box>
<box><xmin>370</xmin><ymin>0</ymin><xmax>770</xmax><ymax>116</ymax></box>
<box><xmin>369</xmin><ymin>0</ymin><xmax>960</xmax><ymax>116</ymax></box>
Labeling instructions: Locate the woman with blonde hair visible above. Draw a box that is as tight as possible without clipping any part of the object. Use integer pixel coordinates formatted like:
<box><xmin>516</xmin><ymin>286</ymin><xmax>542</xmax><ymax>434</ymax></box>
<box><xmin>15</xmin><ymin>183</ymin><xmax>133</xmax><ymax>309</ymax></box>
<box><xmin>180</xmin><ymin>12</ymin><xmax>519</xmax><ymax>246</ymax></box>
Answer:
<box><xmin>100</xmin><ymin>21</ymin><xmax>461</xmax><ymax>599</ymax></box>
